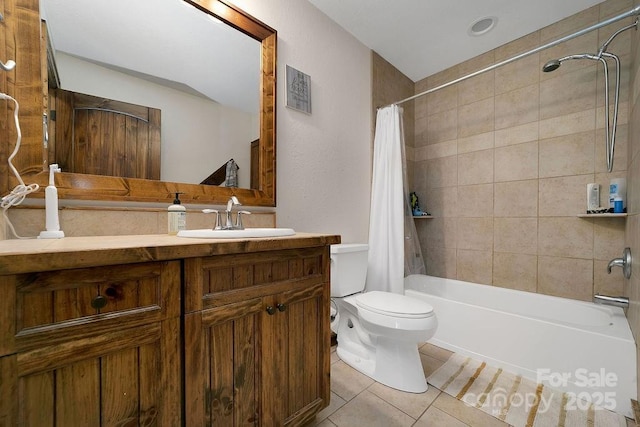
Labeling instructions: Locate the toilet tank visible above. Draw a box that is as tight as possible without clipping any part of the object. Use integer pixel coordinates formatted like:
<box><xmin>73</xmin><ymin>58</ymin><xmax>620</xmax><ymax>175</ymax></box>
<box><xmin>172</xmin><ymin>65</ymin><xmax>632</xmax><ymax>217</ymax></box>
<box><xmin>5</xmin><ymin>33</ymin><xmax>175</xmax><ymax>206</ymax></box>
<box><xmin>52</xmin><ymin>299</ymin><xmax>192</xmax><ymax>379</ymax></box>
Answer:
<box><xmin>330</xmin><ymin>244</ymin><xmax>368</xmax><ymax>297</ymax></box>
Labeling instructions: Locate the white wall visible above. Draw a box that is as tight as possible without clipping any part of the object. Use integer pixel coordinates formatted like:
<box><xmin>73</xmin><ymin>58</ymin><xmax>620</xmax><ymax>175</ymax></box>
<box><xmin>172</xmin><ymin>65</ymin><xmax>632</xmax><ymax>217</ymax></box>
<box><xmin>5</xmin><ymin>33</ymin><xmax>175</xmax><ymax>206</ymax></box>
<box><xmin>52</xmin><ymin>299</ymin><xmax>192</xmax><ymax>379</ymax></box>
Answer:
<box><xmin>233</xmin><ymin>0</ymin><xmax>373</xmax><ymax>243</ymax></box>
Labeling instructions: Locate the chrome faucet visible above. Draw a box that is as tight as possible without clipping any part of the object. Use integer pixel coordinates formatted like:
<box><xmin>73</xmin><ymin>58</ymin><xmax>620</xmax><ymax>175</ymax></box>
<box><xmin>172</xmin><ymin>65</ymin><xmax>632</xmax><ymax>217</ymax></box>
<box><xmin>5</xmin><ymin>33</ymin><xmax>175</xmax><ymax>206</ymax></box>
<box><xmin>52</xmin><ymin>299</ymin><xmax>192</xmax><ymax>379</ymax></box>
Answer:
<box><xmin>225</xmin><ymin>196</ymin><xmax>241</xmax><ymax>229</ymax></box>
<box><xmin>594</xmin><ymin>294</ymin><xmax>629</xmax><ymax>308</ymax></box>
<box><xmin>202</xmin><ymin>209</ymin><xmax>222</xmax><ymax>229</ymax></box>
<box><xmin>607</xmin><ymin>247</ymin><xmax>632</xmax><ymax>279</ymax></box>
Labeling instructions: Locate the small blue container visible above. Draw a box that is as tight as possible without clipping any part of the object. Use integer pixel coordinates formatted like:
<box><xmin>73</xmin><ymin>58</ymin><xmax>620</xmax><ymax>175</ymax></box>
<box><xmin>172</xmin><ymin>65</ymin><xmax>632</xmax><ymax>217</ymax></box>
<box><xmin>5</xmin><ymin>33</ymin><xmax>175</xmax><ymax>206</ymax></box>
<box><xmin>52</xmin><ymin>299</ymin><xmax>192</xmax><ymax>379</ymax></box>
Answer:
<box><xmin>614</xmin><ymin>197</ymin><xmax>624</xmax><ymax>213</ymax></box>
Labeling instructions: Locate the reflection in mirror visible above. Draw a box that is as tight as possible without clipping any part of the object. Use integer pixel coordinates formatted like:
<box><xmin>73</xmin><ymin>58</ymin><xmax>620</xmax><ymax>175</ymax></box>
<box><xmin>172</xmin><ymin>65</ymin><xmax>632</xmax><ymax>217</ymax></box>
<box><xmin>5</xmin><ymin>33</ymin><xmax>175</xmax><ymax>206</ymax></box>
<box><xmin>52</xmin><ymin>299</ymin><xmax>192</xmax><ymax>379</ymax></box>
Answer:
<box><xmin>42</xmin><ymin>0</ymin><xmax>263</xmax><ymax>191</ymax></box>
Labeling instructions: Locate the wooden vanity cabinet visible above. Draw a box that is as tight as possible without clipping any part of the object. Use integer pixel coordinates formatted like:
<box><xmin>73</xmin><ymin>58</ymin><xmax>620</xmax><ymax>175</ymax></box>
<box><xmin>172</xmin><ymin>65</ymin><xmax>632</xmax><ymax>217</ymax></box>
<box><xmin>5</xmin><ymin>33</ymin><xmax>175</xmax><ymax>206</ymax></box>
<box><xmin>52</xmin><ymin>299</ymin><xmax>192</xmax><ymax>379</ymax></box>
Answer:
<box><xmin>0</xmin><ymin>236</ymin><xmax>336</xmax><ymax>426</ymax></box>
<box><xmin>0</xmin><ymin>261</ymin><xmax>182</xmax><ymax>426</ymax></box>
<box><xmin>184</xmin><ymin>247</ymin><xmax>331</xmax><ymax>426</ymax></box>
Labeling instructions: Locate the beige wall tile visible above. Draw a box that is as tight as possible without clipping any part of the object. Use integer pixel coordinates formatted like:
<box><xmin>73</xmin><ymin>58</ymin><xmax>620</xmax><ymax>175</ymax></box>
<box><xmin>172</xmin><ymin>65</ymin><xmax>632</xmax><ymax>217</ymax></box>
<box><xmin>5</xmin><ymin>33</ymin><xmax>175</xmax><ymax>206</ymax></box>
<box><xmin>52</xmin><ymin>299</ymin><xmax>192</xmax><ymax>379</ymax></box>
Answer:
<box><xmin>425</xmin><ymin>247</ymin><xmax>457</xmax><ymax>279</ymax></box>
<box><xmin>458</xmin><ymin>132</ymin><xmax>494</xmax><ymax>154</ymax></box>
<box><xmin>422</xmin><ymin>217</ymin><xmax>457</xmax><ymax>249</ymax></box>
<box><xmin>427</xmin><ymin>66</ymin><xmax>460</xmax><ymax>88</ymax></box>
<box><xmin>458</xmin><ymin>149</ymin><xmax>494</xmax><ymax>185</ymax></box>
<box><xmin>599</xmin><ymin>0</ymin><xmax>633</xmax><ymax>19</ymax></box>
<box><xmin>6</xmin><ymin>207</ymin><xmax>276</xmax><ymax>238</ymax></box>
<box><xmin>494</xmin><ymin>122</ymin><xmax>539</xmax><ymax>148</ymax></box>
<box><xmin>426</xmin><ymin>155</ymin><xmax>458</xmax><ymax>188</ymax></box>
<box><xmin>457</xmin><ymin>249</ymin><xmax>493</xmax><ymax>284</ymax></box>
<box><xmin>594</xmin><ymin>259</ymin><xmax>625</xmax><ymax>296</ymax></box>
<box><xmin>5</xmin><ymin>208</ymin><xmax>44</xmax><ymax>238</ymax></box>
<box><xmin>458</xmin><ymin>97</ymin><xmax>495</xmax><ymax>138</ymax></box>
<box><xmin>458</xmin><ymin>71</ymin><xmax>494</xmax><ymax>106</ymax></box>
<box><xmin>427</xmin><ymin>108</ymin><xmax>458</xmax><ymax>144</ymax></box>
<box><xmin>539</xmin><ymin>175</ymin><xmax>595</xmax><ymax>216</ymax></box>
<box><xmin>595</xmin><ymin>125</ymin><xmax>628</xmax><ymax>173</ymax></box>
<box><xmin>495</xmin><ymin>32</ymin><xmax>541</xmax><ymax>62</ymax></box>
<box><xmin>425</xmin><ymin>186</ymin><xmax>458</xmax><ymax>217</ymax></box>
<box><xmin>539</xmin><ymin>109</ymin><xmax>596</xmax><ymax>140</ymax></box>
<box><xmin>493</xmin><ymin>252</ymin><xmax>538</xmax><ymax>292</ymax></box>
<box><xmin>427</xmin><ymin>85</ymin><xmax>457</xmax><ymax>115</ymax></box>
<box><xmin>593</xmin><ymin>217</ymin><xmax>627</xmax><ymax>261</ymax></box>
<box><xmin>457</xmin><ymin>217</ymin><xmax>493</xmax><ymax>250</ymax></box>
<box><xmin>414</xmin><ymin>146</ymin><xmax>429</xmax><ymax>163</ymax></box>
<box><xmin>538</xmin><ymin>256</ymin><xmax>594</xmax><ymax>301</ymax></box>
<box><xmin>538</xmin><ymin>217</ymin><xmax>594</xmax><ymax>258</ymax></box>
<box><xmin>495</xmin><ymin>53</ymin><xmax>540</xmax><ymax>95</ymax></box>
<box><xmin>494</xmin><ymin>180</ymin><xmax>538</xmax><ymax>217</ymax></box>
<box><xmin>494</xmin><ymin>217</ymin><xmax>538</xmax><ymax>254</ymax></box>
<box><xmin>628</xmin><ymin>154</ymin><xmax>640</xmax><ymax>214</ymax></box>
<box><xmin>539</xmin><ymin>131</ymin><xmax>595</xmax><ymax>178</ymax></box>
<box><xmin>495</xmin><ymin>84</ymin><xmax>539</xmax><ymax>130</ymax></box>
<box><xmin>459</xmin><ymin>50</ymin><xmax>495</xmax><ymax>76</ymax></box>
<box><xmin>539</xmin><ymin>65</ymin><xmax>597</xmax><ymax>120</ymax></box>
<box><xmin>426</xmin><ymin>140</ymin><xmax>457</xmax><ymax>160</ymax></box>
<box><xmin>494</xmin><ymin>141</ymin><xmax>538</xmax><ymax>182</ymax></box>
<box><xmin>457</xmin><ymin>184</ymin><xmax>494</xmax><ymax>217</ymax></box>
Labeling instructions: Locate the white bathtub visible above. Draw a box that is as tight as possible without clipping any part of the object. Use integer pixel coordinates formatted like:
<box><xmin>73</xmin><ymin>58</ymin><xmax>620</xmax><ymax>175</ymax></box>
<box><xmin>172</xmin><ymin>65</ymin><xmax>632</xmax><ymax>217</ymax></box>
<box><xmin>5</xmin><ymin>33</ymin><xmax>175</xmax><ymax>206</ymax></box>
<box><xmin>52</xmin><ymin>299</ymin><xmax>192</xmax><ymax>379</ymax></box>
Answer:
<box><xmin>404</xmin><ymin>274</ymin><xmax>637</xmax><ymax>417</ymax></box>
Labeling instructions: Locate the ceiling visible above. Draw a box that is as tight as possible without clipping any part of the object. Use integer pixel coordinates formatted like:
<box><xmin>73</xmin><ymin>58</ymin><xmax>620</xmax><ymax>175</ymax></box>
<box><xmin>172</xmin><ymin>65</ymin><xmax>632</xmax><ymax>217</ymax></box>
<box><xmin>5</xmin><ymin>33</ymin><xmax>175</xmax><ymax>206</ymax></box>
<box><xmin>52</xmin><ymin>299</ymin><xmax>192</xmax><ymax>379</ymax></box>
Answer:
<box><xmin>308</xmin><ymin>0</ymin><xmax>606</xmax><ymax>82</ymax></box>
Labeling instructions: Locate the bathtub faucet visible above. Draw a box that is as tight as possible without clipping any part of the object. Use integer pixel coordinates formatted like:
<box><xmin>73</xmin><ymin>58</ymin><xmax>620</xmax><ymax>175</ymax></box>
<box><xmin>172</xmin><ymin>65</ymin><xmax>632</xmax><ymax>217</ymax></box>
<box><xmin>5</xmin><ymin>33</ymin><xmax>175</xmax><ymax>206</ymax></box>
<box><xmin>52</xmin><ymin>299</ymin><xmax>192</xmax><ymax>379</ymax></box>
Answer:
<box><xmin>594</xmin><ymin>294</ymin><xmax>629</xmax><ymax>309</ymax></box>
<box><xmin>606</xmin><ymin>247</ymin><xmax>632</xmax><ymax>279</ymax></box>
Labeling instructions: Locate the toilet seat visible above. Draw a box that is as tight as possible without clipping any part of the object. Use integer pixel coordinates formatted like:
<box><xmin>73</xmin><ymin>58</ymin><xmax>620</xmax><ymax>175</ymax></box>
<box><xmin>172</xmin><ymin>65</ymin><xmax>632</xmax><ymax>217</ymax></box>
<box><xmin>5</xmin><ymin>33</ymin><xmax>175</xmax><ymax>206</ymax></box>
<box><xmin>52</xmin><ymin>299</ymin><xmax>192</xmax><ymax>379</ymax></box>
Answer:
<box><xmin>355</xmin><ymin>291</ymin><xmax>434</xmax><ymax>319</ymax></box>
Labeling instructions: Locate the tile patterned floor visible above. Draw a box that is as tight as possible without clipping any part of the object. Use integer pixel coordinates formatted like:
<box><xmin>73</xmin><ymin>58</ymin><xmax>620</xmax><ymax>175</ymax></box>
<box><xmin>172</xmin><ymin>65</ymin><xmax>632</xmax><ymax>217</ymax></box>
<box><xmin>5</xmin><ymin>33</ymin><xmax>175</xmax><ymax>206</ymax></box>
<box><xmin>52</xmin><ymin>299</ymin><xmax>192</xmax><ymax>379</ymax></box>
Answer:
<box><xmin>312</xmin><ymin>343</ymin><xmax>636</xmax><ymax>427</ymax></box>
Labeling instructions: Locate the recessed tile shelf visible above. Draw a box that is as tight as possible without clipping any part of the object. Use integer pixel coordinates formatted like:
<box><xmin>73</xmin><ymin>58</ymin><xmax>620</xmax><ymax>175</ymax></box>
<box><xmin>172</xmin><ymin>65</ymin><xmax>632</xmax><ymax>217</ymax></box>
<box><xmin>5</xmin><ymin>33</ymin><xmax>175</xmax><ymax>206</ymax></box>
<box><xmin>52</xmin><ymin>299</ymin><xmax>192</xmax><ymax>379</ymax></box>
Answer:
<box><xmin>577</xmin><ymin>213</ymin><xmax>627</xmax><ymax>218</ymax></box>
<box><xmin>413</xmin><ymin>215</ymin><xmax>433</xmax><ymax>219</ymax></box>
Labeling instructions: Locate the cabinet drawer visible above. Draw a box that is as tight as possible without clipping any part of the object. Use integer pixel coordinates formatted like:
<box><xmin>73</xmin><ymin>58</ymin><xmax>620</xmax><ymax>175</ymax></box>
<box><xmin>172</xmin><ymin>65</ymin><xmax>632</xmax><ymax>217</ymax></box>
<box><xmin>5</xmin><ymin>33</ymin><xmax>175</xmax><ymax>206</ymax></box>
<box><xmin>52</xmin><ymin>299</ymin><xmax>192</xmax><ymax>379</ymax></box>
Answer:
<box><xmin>184</xmin><ymin>247</ymin><xmax>330</xmax><ymax>312</ymax></box>
<box><xmin>11</xmin><ymin>261</ymin><xmax>180</xmax><ymax>352</ymax></box>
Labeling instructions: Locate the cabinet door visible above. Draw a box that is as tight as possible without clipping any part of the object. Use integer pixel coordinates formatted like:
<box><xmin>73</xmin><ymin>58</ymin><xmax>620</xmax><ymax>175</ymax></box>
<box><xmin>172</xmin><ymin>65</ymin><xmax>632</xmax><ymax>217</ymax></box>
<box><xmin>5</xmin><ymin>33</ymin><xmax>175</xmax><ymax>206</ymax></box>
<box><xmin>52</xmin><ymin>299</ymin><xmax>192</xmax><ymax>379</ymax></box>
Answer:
<box><xmin>185</xmin><ymin>299</ymin><xmax>263</xmax><ymax>426</ymax></box>
<box><xmin>2</xmin><ymin>261</ymin><xmax>181</xmax><ymax>426</ymax></box>
<box><xmin>262</xmin><ymin>282</ymin><xmax>331</xmax><ymax>426</ymax></box>
<box><xmin>7</xmin><ymin>318</ymin><xmax>180</xmax><ymax>427</ymax></box>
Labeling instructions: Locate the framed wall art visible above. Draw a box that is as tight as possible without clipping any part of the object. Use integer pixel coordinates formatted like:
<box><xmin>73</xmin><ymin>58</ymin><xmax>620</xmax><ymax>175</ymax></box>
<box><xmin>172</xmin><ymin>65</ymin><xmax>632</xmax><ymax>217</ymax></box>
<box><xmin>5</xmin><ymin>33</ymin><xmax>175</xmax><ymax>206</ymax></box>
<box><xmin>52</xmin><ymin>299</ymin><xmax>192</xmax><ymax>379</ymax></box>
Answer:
<box><xmin>285</xmin><ymin>65</ymin><xmax>311</xmax><ymax>114</ymax></box>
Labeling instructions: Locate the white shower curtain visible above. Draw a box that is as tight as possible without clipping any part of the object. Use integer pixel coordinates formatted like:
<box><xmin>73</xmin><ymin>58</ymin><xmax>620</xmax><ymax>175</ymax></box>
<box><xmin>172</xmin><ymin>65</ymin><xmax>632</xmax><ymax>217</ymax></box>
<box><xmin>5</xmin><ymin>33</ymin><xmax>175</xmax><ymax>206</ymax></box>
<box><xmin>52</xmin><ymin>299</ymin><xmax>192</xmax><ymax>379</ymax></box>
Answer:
<box><xmin>366</xmin><ymin>105</ymin><xmax>407</xmax><ymax>294</ymax></box>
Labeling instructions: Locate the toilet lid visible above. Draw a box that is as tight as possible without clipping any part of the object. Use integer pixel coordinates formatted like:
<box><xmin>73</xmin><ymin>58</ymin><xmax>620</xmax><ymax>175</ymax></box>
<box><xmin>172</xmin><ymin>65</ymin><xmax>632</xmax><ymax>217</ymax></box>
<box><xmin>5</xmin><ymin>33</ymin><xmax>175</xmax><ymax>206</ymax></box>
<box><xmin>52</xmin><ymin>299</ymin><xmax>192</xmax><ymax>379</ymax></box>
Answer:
<box><xmin>355</xmin><ymin>291</ymin><xmax>434</xmax><ymax>318</ymax></box>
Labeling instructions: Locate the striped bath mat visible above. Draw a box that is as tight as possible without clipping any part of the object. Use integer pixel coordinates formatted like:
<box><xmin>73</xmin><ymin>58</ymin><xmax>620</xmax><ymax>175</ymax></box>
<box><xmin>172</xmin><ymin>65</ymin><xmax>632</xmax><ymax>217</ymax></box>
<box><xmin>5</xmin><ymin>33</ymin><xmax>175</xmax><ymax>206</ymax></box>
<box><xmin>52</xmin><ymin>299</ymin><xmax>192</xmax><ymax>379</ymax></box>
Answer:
<box><xmin>427</xmin><ymin>353</ymin><xmax>627</xmax><ymax>427</ymax></box>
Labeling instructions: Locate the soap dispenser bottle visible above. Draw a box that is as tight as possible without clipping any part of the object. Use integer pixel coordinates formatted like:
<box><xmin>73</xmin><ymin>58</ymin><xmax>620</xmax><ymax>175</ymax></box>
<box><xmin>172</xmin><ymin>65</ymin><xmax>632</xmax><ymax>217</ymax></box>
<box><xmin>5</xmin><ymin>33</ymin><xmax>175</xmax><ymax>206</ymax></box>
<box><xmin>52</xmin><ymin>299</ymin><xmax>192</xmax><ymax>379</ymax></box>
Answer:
<box><xmin>168</xmin><ymin>192</ymin><xmax>186</xmax><ymax>235</ymax></box>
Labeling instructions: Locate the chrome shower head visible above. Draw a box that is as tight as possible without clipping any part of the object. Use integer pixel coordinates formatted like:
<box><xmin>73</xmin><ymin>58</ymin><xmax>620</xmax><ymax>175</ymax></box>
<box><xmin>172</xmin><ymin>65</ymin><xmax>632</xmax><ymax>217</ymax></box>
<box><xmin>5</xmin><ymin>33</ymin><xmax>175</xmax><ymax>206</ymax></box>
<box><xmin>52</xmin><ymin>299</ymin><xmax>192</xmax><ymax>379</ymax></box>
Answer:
<box><xmin>542</xmin><ymin>54</ymin><xmax>599</xmax><ymax>73</ymax></box>
<box><xmin>542</xmin><ymin>59</ymin><xmax>561</xmax><ymax>72</ymax></box>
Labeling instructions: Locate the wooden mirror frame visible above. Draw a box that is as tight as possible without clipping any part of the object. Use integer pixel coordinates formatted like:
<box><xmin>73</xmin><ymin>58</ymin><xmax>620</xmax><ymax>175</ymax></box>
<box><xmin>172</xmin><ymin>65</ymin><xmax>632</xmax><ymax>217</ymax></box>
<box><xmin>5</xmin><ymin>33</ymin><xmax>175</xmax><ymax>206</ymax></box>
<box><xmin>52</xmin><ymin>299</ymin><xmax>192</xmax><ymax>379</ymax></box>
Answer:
<box><xmin>17</xmin><ymin>0</ymin><xmax>277</xmax><ymax>207</ymax></box>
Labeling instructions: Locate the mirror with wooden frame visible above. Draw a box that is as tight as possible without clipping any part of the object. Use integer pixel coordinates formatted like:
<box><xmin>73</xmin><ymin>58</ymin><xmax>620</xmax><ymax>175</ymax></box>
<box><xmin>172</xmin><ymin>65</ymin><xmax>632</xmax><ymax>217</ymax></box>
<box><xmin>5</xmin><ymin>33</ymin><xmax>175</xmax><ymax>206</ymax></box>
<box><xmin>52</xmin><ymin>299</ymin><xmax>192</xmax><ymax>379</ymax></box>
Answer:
<box><xmin>23</xmin><ymin>0</ymin><xmax>277</xmax><ymax>207</ymax></box>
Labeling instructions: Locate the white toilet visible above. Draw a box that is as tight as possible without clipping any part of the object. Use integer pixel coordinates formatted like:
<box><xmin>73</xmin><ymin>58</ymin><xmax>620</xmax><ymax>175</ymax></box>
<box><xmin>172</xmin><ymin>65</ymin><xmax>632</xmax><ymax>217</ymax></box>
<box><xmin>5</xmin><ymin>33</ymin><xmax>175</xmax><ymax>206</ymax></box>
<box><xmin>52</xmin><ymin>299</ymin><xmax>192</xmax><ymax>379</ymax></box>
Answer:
<box><xmin>330</xmin><ymin>243</ymin><xmax>437</xmax><ymax>393</ymax></box>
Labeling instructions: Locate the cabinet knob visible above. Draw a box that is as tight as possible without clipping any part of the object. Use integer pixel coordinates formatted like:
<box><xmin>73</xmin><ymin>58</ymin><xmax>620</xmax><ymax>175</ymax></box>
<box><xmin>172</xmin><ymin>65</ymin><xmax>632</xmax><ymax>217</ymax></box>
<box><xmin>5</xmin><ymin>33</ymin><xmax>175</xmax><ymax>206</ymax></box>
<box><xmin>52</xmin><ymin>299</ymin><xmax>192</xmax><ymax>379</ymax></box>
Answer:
<box><xmin>266</xmin><ymin>306</ymin><xmax>276</xmax><ymax>315</ymax></box>
<box><xmin>277</xmin><ymin>303</ymin><xmax>286</xmax><ymax>312</ymax></box>
<box><xmin>91</xmin><ymin>295</ymin><xmax>108</xmax><ymax>309</ymax></box>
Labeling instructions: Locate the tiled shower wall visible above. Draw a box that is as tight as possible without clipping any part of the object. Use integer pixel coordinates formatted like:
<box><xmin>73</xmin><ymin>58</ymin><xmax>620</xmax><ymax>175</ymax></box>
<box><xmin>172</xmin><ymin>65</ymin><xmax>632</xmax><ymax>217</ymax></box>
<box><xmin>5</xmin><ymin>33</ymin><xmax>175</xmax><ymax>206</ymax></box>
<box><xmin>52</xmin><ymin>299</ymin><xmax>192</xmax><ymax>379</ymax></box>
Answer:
<box><xmin>407</xmin><ymin>0</ymin><xmax>633</xmax><ymax>301</ymax></box>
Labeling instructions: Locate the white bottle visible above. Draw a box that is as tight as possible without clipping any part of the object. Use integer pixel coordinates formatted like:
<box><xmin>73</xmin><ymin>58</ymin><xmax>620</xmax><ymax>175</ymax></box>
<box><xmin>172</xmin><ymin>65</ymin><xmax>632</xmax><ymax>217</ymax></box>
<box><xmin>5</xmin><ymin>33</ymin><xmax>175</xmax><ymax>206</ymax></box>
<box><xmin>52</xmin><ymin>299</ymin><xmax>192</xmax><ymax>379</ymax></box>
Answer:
<box><xmin>38</xmin><ymin>164</ymin><xmax>65</xmax><ymax>239</ymax></box>
<box><xmin>586</xmin><ymin>183</ymin><xmax>599</xmax><ymax>211</ymax></box>
<box><xmin>168</xmin><ymin>192</ymin><xmax>186</xmax><ymax>235</ymax></box>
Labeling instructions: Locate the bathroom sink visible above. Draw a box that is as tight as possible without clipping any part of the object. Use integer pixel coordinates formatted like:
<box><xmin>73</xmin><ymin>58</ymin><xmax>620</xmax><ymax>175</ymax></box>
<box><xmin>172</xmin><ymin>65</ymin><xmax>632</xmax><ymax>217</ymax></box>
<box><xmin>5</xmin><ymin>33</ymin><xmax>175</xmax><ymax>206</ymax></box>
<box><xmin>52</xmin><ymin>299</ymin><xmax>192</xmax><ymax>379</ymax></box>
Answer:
<box><xmin>177</xmin><ymin>228</ymin><xmax>296</xmax><ymax>239</ymax></box>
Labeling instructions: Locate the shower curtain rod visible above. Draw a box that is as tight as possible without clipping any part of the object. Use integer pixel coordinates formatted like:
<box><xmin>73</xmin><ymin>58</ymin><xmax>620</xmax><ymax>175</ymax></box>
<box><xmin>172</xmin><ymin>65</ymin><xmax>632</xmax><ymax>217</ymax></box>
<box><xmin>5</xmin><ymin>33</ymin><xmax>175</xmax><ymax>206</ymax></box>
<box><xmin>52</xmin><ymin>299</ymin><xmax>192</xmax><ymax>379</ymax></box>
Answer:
<box><xmin>385</xmin><ymin>5</ymin><xmax>640</xmax><ymax>108</ymax></box>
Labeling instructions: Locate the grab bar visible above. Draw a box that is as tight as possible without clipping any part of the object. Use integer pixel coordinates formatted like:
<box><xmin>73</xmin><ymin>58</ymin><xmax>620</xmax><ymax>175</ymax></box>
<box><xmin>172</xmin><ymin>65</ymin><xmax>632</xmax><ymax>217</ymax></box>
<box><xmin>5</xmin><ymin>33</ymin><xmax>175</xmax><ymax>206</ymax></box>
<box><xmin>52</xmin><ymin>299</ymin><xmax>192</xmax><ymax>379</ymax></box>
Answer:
<box><xmin>594</xmin><ymin>294</ymin><xmax>629</xmax><ymax>309</ymax></box>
